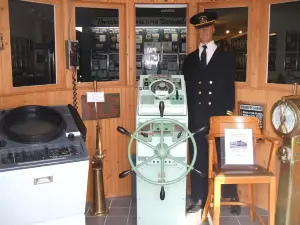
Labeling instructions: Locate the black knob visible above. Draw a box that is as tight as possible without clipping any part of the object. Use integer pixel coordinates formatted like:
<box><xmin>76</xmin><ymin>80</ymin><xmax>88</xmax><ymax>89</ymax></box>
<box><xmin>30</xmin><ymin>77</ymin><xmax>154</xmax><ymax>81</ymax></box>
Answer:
<box><xmin>68</xmin><ymin>133</ymin><xmax>75</xmax><ymax>141</ymax></box>
<box><xmin>159</xmin><ymin>101</ymin><xmax>165</xmax><ymax>117</ymax></box>
<box><xmin>69</xmin><ymin>146</ymin><xmax>77</xmax><ymax>155</ymax></box>
<box><xmin>119</xmin><ymin>169</ymin><xmax>132</xmax><ymax>178</ymax></box>
<box><xmin>176</xmin><ymin>90</ymin><xmax>179</xmax><ymax>100</ymax></box>
<box><xmin>117</xmin><ymin>126</ymin><xmax>131</xmax><ymax>136</ymax></box>
<box><xmin>177</xmin><ymin>130</ymin><xmax>183</xmax><ymax>139</ymax></box>
<box><xmin>0</xmin><ymin>140</ymin><xmax>6</xmax><ymax>148</ymax></box>
<box><xmin>141</xmin><ymin>132</ymin><xmax>148</xmax><ymax>138</ymax></box>
<box><xmin>160</xmin><ymin>186</ymin><xmax>165</xmax><ymax>200</ymax></box>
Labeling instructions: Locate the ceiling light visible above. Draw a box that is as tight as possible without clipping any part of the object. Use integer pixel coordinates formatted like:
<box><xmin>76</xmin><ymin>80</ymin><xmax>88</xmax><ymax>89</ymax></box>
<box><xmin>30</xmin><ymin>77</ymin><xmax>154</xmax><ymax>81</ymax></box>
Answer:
<box><xmin>239</xmin><ymin>30</ymin><xmax>242</xmax><ymax>34</ymax></box>
<box><xmin>225</xmin><ymin>30</ymin><xmax>230</xmax><ymax>34</ymax></box>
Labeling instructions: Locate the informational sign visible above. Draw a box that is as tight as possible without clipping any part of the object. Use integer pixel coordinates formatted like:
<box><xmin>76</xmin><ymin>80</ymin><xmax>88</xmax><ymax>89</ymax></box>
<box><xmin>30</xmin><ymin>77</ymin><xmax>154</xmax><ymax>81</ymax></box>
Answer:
<box><xmin>91</xmin><ymin>54</ymin><xmax>109</xmax><ymax>80</ymax></box>
<box><xmin>224</xmin><ymin>128</ymin><xmax>254</xmax><ymax>165</ymax></box>
<box><xmin>92</xmin><ymin>17</ymin><xmax>186</xmax><ymax>27</ymax></box>
<box><xmin>161</xmin><ymin>54</ymin><xmax>178</xmax><ymax>74</ymax></box>
<box><xmin>81</xmin><ymin>93</ymin><xmax>120</xmax><ymax>120</ymax></box>
<box><xmin>136</xmin><ymin>28</ymin><xmax>144</xmax><ymax>54</ymax></box>
<box><xmin>109</xmin><ymin>54</ymin><xmax>119</xmax><ymax>79</ymax></box>
<box><xmin>87</xmin><ymin>92</ymin><xmax>105</xmax><ymax>103</ymax></box>
<box><xmin>179</xmin><ymin>54</ymin><xmax>186</xmax><ymax>73</ymax></box>
<box><xmin>91</xmin><ymin>28</ymin><xmax>108</xmax><ymax>53</ymax></box>
<box><xmin>238</xmin><ymin>101</ymin><xmax>265</xmax><ymax>131</ymax></box>
<box><xmin>108</xmin><ymin>28</ymin><xmax>119</xmax><ymax>53</ymax></box>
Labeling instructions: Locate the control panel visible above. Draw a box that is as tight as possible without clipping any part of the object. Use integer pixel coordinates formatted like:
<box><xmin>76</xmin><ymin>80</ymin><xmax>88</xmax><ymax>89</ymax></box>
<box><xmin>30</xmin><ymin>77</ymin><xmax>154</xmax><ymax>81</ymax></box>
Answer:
<box><xmin>141</xmin><ymin>75</ymin><xmax>183</xmax><ymax>91</ymax></box>
<box><xmin>0</xmin><ymin>144</ymin><xmax>81</xmax><ymax>165</ymax></box>
<box><xmin>137</xmin><ymin>122</ymin><xmax>187</xmax><ymax>143</ymax></box>
<box><xmin>0</xmin><ymin>105</ymin><xmax>88</xmax><ymax>171</ymax></box>
<box><xmin>137</xmin><ymin>75</ymin><xmax>187</xmax><ymax>116</ymax></box>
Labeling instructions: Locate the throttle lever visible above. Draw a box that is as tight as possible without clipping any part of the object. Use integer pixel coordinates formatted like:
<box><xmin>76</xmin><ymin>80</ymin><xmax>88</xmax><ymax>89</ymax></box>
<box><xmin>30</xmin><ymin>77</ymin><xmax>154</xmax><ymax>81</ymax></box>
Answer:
<box><xmin>176</xmin><ymin>90</ymin><xmax>179</xmax><ymax>100</ymax></box>
<box><xmin>159</xmin><ymin>101</ymin><xmax>165</xmax><ymax>117</ymax></box>
<box><xmin>160</xmin><ymin>186</ymin><xmax>165</xmax><ymax>200</ymax></box>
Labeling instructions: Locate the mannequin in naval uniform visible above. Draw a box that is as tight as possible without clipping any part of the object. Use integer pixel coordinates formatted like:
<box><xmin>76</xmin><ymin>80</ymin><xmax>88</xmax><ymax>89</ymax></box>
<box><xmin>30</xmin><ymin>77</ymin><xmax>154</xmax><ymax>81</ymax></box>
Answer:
<box><xmin>182</xmin><ymin>11</ymin><xmax>240</xmax><ymax>215</ymax></box>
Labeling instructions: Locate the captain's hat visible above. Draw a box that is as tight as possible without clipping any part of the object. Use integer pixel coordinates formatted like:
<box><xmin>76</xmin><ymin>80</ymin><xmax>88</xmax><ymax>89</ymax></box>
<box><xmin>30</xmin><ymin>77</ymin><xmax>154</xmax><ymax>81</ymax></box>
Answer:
<box><xmin>189</xmin><ymin>11</ymin><xmax>218</xmax><ymax>29</ymax></box>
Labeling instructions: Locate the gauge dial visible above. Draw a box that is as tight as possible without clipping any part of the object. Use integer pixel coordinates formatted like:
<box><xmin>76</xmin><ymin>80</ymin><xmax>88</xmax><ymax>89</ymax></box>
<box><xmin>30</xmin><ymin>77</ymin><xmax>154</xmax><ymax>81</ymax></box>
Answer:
<box><xmin>272</xmin><ymin>103</ymin><xmax>296</xmax><ymax>135</ymax></box>
<box><xmin>149</xmin><ymin>79</ymin><xmax>175</xmax><ymax>98</ymax></box>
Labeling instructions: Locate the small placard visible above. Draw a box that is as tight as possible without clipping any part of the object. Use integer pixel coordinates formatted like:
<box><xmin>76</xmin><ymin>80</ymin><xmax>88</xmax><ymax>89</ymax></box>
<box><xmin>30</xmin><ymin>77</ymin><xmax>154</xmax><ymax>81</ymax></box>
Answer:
<box><xmin>224</xmin><ymin>128</ymin><xmax>254</xmax><ymax>165</ymax></box>
<box><xmin>238</xmin><ymin>101</ymin><xmax>265</xmax><ymax>131</ymax></box>
<box><xmin>87</xmin><ymin>92</ymin><xmax>105</xmax><ymax>103</ymax></box>
<box><xmin>155</xmin><ymin>90</ymin><xmax>168</xmax><ymax>96</ymax></box>
<box><xmin>81</xmin><ymin>93</ymin><xmax>120</xmax><ymax>120</ymax></box>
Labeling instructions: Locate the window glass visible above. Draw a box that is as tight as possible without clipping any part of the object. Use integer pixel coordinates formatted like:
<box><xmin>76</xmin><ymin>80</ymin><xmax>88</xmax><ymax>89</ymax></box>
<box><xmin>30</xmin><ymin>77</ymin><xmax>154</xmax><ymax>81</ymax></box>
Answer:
<box><xmin>267</xmin><ymin>1</ymin><xmax>300</xmax><ymax>84</ymax></box>
<box><xmin>135</xmin><ymin>6</ymin><xmax>187</xmax><ymax>80</ymax></box>
<box><xmin>204</xmin><ymin>7</ymin><xmax>248</xmax><ymax>82</ymax></box>
<box><xmin>75</xmin><ymin>8</ymin><xmax>119</xmax><ymax>82</ymax></box>
<box><xmin>9</xmin><ymin>0</ymin><xmax>56</xmax><ymax>87</ymax></box>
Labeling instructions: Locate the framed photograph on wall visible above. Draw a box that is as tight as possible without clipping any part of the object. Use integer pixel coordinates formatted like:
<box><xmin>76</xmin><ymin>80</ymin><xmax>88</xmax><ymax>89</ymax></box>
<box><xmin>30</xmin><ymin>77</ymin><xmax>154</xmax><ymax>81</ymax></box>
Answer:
<box><xmin>237</xmin><ymin>101</ymin><xmax>266</xmax><ymax>133</ymax></box>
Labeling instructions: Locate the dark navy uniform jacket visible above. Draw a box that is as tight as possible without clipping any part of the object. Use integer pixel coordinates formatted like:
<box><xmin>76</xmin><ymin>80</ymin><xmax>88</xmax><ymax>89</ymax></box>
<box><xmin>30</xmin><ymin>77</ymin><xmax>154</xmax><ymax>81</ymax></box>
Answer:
<box><xmin>182</xmin><ymin>47</ymin><xmax>236</xmax><ymax>130</ymax></box>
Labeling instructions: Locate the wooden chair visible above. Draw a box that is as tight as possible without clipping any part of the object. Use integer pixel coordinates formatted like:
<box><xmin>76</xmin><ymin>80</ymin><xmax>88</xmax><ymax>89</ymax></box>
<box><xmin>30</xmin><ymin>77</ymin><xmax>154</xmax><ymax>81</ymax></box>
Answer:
<box><xmin>201</xmin><ymin>116</ymin><xmax>281</xmax><ymax>225</ymax></box>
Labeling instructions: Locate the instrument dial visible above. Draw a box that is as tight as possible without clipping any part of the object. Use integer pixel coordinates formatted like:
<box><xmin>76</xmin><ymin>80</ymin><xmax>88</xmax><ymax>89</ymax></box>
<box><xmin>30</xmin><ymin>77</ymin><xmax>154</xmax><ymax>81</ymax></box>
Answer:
<box><xmin>271</xmin><ymin>102</ymin><xmax>296</xmax><ymax>135</ymax></box>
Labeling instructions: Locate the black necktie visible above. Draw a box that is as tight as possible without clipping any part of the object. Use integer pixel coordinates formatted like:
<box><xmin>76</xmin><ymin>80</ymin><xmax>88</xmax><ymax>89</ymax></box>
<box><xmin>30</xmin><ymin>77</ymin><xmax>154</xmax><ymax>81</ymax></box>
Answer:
<box><xmin>201</xmin><ymin>45</ymin><xmax>207</xmax><ymax>66</ymax></box>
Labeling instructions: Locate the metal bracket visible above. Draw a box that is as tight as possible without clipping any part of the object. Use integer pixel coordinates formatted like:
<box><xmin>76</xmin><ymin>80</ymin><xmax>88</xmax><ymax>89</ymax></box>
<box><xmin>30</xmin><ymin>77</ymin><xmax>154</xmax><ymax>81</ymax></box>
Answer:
<box><xmin>0</xmin><ymin>32</ymin><xmax>4</xmax><ymax>50</ymax></box>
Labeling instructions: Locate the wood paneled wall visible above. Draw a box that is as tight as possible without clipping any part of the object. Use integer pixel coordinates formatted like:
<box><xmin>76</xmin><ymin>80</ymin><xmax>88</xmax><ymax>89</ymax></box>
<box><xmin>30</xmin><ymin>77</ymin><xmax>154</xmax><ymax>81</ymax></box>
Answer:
<box><xmin>0</xmin><ymin>0</ymin><xmax>297</xmax><ymax>210</ymax></box>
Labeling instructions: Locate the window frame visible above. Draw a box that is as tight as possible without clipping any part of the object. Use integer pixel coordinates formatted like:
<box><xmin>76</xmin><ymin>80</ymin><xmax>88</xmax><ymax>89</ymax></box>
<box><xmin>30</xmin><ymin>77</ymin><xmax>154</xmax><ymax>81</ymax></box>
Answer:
<box><xmin>130</xmin><ymin>0</ymin><xmax>198</xmax><ymax>87</ymax></box>
<box><xmin>197</xmin><ymin>0</ymin><xmax>253</xmax><ymax>89</ymax></box>
<box><xmin>72</xmin><ymin>2</ymin><xmax>127</xmax><ymax>89</ymax></box>
<box><xmin>0</xmin><ymin>0</ymin><xmax>65</xmax><ymax>95</ymax></box>
<box><xmin>258</xmin><ymin>0</ymin><xmax>299</xmax><ymax>91</ymax></box>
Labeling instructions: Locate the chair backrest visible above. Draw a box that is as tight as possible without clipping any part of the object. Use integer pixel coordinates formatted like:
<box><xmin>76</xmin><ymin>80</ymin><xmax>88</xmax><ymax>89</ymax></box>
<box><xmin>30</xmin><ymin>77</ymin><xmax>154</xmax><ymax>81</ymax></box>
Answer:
<box><xmin>209</xmin><ymin>116</ymin><xmax>262</xmax><ymax>138</ymax></box>
<box><xmin>207</xmin><ymin>116</ymin><xmax>263</xmax><ymax>175</ymax></box>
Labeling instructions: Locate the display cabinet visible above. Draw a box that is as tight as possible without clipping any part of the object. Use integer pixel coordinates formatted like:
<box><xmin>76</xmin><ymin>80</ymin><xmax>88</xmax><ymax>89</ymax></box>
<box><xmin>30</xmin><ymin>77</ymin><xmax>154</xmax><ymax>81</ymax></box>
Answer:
<box><xmin>76</xmin><ymin>6</ymin><xmax>187</xmax><ymax>82</ymax></box>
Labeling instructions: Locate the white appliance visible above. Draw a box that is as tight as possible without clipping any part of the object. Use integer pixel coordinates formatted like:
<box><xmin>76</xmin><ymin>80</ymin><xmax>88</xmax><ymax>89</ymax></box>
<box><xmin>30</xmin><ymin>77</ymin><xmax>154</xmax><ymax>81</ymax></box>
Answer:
<box><xmin>0</xmin><ymin>160</ymin><xmax>89</xmax><ymax>225</ymax></box>
<box><xmin>0</xmin><ymin>105</ymin><xmax>89</xmax><ymax>225</ymax></box>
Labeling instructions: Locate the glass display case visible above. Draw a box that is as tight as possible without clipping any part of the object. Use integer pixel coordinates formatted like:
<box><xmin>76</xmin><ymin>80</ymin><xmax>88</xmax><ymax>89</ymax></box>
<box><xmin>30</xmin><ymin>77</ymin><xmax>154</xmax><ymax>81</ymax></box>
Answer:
<box><xmin>75</xmin><ymin>6</ymin><xmax>187</xmax><ymax>82</ymax></box>
<box><xmin>135</xmin><ymin>6</ymin><xmax>187</xmax><ymax>80</ymax></box>
<box><xmin>75</xmin><ymin>5</ymin><xmax>249</xmax><ymax>83</ymax></box>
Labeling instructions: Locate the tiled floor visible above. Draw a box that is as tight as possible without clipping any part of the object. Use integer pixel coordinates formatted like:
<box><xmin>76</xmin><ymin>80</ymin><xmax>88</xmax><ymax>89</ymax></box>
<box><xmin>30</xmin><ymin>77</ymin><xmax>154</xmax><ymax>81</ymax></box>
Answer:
<box><xmin>85</xmin><ymin>196</ymin><xmax>269</xmax><ymax>225</ymax></box>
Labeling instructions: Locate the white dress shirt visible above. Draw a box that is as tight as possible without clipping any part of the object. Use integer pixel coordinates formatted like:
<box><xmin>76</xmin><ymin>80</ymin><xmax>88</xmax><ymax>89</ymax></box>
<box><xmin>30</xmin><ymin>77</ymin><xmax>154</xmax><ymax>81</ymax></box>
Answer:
<box><xmin>199</xmin><ymin>40</ymin><xmax>218</xmax><ymax>65</ymax></box>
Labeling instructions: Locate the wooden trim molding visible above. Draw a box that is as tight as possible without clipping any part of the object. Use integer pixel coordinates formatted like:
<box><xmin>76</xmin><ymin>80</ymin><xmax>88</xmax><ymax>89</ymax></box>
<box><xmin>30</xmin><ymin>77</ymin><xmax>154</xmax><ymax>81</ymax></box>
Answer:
<box><xmin>0</xmin><ymin>1</ymin><xmax>4</xmax><ymax>96</ymax></box>
<box><xmin>134</xmin><ymin>0</ymin><xmax>189</xmax><ymax>3</ymax></box>
<box><xmin>0</xmin><ymin>0</ymin><xmax>65</xmax><ymax>95</ymax></box>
